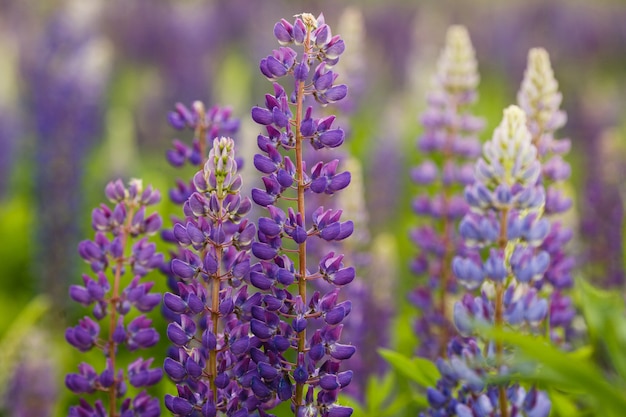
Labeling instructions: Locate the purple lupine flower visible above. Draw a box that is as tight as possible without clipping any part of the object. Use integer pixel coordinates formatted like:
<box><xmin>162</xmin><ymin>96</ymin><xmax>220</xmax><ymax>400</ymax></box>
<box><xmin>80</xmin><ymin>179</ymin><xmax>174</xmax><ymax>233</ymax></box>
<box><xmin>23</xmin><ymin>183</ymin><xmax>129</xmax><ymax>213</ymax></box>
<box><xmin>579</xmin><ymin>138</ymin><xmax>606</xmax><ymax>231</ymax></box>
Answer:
<box><xmin>160</xmin><ymin>100</ymin><xmax>240</xmax><ymax>327</ymax></box>
<box><xmin>409</xmin><ymin>25</ymin><xmax>484</xmax><ymax>359</ymax></box>
<box><xmin>19</xmin><ymin>3</ymin><xmax>111</xmax><ymax>309</ymax></box>
<box><xmin>445</xmin><ymin>105</ymin><xmax>552</xmax><ymax>416</ymax></box>
<box><xmin>249</xmin><ymin>13</ymin><xmax>355</xmax><ymax>416</ymax></box>
<box><xmin>517</xmin><ymin>48</ymin><xmax>576</xmax><ymax>343</ymax></box>
<box><xmin>164</xmin><ymin>101</ymin><xmax>239</xmax><ymax>205</ymax></box>
<box><xmin>579</xmin><ymin>128</ymin><xmax>625</xmax><ymax>289</ymax></box>
<box><xmin>163</xmin><ymin>136</ymin><xmax>259</xmax><ymax>416</ymax></box>
<box><xmin>66</xmin><ymin>179</ymin><xmax>163</xmax><ymax>416</ymax></box>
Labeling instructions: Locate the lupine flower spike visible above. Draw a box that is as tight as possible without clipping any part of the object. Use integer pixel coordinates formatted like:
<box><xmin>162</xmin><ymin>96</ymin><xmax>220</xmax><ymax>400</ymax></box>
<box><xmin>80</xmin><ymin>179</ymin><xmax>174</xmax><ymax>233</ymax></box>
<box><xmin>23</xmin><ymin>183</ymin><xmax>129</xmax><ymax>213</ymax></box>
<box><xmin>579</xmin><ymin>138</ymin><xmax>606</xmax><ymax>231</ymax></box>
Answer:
<box><xmin>410</xmin><ymin>25</ymin><xmax>484</xmax><ymax>359</ymax></box>
<box><xmin>163</xmin><ymin>137</ymin><xmax>258</xmax><ymax>416</ymax></box>
<box><xmin>250</xmin><ymin>13</ymin><xmax>355</xmax><ymax>417</ymax></box>
<box><xmin>517</xmin><ymin>48</ymin><xmax>576</xmax><ymax>342</ymax></box>
<box><xmin>66</xmin><ymin>179</ymin><xmax>163</xmax><ymax>417</ymax></box>
<box><xmin>422</xmin><ymin>106</ymin><xmax>551</xmax><ymax>417</ymax></box>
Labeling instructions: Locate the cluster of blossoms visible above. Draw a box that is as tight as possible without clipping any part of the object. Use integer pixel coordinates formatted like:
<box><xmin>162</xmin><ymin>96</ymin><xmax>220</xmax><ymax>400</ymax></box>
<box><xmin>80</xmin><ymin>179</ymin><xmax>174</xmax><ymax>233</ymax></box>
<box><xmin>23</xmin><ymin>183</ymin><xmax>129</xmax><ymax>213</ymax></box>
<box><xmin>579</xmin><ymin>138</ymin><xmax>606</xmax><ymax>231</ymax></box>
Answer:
<box><xmin>249</xmin><ymin>13</ymin><xmax>355</xmax><ymax>417</ymax></box>
<box><xmin>163</xmin><ymin>136</ymin><xmax>259</xmax><ymax>416</ymax></box>
<box><xmin>516</xmin><ymin>48</ymin><xmax>576</xmax><ymax>342</ymax></box>
<box><xmin>421</xmin><ymin>106</ymin><xmax>552</xmax><ymax>417</ymax></box>
<box><xmin>410</xmin><ymin>25</ymin><xmax>484</xmax><ymax>359</ymax></box>
<box><xmin>422</xmin><ymin>337</ymin><xmax>551</xmax><ymax>417</ymax></box>
<box><xmin>161</xmin><ymin>100</ymin><xmax>241</xmax><ymax>325</ymax></box>
<box><xmin>66</xmin><ymin>179</ymin><xmax>164</xmax><ymax>417</ymax></box>
<box><xmin>164</xmin><ymin>101</ymin><xmax>240</xmax><ymax>206</ymax></box>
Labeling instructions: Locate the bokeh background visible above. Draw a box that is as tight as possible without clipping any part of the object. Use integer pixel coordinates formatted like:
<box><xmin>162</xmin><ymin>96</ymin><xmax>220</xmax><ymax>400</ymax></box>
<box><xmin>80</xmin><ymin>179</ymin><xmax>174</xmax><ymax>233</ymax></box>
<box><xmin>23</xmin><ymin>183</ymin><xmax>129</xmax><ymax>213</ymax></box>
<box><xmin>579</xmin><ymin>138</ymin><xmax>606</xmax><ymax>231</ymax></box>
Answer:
<box><xmin>1</xmin><ymin>0</ymin><xmax>625</xmax><ymax>415</ymax></box>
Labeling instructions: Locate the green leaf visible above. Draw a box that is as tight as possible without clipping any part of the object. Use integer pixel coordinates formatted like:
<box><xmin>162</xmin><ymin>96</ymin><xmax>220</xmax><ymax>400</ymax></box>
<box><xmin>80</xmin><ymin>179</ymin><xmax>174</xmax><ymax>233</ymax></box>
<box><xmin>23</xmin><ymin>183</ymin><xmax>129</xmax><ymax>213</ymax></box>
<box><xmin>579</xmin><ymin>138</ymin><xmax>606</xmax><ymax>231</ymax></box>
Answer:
<box><xmin>576</xmin><ymin>279</ymin><xmax>626</xmax><ymax>381</ymax></box>
<box><xmin>0</xmin><ymin>295</ymin><xmax>50</xmax><ymax>392</ymax></box>
<box><xmin>478</xmin><ymin>325</ymin><xmax>626</xmax><ymax>417</ymax></box>
<box><xmin>378</xmin><ymin>348</ymin><xmax>439</xmax><ymax>388</ymax></box>
<box><xmin>365</xmin><ymin>372</ymin><xmax>394</xmax><ymax>412</ymax></box>
<box><xmin>549</xmin><ymin>389</ymin><xmax>583</xmax><ymax>417</ymax></box>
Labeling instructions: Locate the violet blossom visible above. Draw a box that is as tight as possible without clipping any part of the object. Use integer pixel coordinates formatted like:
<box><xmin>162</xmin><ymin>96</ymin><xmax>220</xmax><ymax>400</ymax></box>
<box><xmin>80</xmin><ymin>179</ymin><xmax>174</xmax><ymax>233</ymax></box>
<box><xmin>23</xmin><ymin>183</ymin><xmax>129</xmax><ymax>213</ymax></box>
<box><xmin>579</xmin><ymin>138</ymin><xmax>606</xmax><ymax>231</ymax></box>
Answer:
<box><xmin>163</xmin><ymin>136</ymin><xmax>258</xmax><ymax>416</ymax></box>
<box><xmin>66</xmin><ymin>179</ymin><xmax>163</xmax><ymax>417</ymax></box>
<box><xmin>409</xmin><ymin>25</ymin><xmax>484</xmax><ymax>359</ymax></box>
<box><xmin>161</xmin><ymin>100</ymin><xmax>240</xmax><ymax>323</ymax></box>
<box><xmin>19</xmin><ymin>2</ymin><xmax>111</xmax><ymax>309</ymax></box>
<box><xmin>249</xmin><ymin>13</ymin><xmax>355</xmax><ymax>417</ymax></box>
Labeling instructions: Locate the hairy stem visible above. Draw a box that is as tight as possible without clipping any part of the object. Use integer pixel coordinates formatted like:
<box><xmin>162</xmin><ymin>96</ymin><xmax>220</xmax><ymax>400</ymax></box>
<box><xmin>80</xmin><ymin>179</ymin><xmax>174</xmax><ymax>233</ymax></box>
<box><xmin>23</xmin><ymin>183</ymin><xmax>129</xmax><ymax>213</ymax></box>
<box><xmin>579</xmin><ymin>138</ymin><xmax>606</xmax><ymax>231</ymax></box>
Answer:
<box><xmin>293</xmin><ymin>25</ymin><xmax>312</xmax><ymax>415</ymax></box>
<box><xmin>208</xmin><ymin>200</ymin><xmax>223</xmax><ymax>400</ymax></box>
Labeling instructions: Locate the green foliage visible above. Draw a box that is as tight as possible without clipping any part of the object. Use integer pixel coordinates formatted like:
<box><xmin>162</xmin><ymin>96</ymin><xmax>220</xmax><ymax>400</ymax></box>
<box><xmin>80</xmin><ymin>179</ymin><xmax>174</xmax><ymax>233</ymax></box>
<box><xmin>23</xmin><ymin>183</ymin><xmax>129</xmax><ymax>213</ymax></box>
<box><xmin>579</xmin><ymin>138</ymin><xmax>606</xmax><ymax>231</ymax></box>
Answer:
<box><xmin>475</xmin><ymin>280</ymin><xmax>626</xmax><ymax>417</ymax></box>
<box><xmin>342</xmin><ymin>373</ymin><xmax>414</xmax><ymax>417</ymax></box>
<box><xmin>378</xmin><ymin>348</ymin><xmax>439</xmax><ymax>388</ymax></box>
<box><xmin>0</xmin><ymin>295</ymin><xmax>50</xmax><ymax>401</ymax></box>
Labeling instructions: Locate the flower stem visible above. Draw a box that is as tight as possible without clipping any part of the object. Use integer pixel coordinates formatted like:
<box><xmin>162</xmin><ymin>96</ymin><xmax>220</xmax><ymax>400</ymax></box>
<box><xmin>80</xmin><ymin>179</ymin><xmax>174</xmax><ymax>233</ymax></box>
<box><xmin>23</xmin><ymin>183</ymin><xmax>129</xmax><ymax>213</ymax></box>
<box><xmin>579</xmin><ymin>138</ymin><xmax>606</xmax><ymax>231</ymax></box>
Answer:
<box><xmin>293</xmin><ymin>23</ymin><xmax>312</xmax><ymax>415</ymax></box>
<box><xmin>438</xmin><ymin>99</ymin><xmax>459</xmax><ymax>357</ymax></box>
<box><xmin>107</xmin><ymin>204</ymin><xmax>135</xmax><ymax>417</ymax></box>
<box><xmin>209</xmin><ymin>201</ymin><xmax>223</xmax><ymax>400</ymax></box>
<box><xmin>496</xmin><ymin>207</ymin><xmax>509</xmax><ymax>417</ymax></box>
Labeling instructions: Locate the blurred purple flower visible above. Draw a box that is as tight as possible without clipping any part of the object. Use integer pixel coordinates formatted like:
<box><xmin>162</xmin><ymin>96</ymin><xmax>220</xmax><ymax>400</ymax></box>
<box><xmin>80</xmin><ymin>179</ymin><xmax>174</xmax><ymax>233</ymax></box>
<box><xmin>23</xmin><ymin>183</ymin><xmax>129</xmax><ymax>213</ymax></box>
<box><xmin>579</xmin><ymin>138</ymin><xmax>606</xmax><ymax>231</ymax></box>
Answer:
<box><xmin>410</xmin><ymin>25</ymin><xmax>484</xmax><ymax>359</ymax></box>
<box><xmin>19</xmin><ymin>3</ymin><xmax>111</xmax><ymax>308</ymax></box>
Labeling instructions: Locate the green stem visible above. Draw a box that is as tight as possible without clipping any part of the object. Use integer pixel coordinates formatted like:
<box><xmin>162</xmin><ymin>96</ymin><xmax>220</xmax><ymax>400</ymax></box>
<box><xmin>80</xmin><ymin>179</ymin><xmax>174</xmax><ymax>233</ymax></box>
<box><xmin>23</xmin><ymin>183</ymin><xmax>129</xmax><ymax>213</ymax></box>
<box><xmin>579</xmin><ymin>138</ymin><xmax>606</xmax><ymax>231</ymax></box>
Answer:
<box><xmin>293</xmin><ymin>21</ymin><xmax>313</xmax><ymax>416</ymax></box>
<box><xmin>496</xmin><ymin>207</ymin><xmax>509</xmax><ymax>417</ymax></box>
<box><xmin>107</xmin><ymin>203</ymin><xmax>135</xmax><ymax>417</ymax></box>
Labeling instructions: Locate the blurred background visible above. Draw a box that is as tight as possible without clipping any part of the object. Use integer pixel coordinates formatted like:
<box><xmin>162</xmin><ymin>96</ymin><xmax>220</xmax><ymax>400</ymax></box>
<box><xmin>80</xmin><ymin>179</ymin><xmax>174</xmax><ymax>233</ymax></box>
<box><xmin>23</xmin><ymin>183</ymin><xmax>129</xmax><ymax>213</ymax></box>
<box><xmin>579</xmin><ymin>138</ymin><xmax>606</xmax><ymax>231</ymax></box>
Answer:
<box><xmin>0</xmin><ymin>0</ymin><xmax>625</xmax><ymax>415</ymax></box>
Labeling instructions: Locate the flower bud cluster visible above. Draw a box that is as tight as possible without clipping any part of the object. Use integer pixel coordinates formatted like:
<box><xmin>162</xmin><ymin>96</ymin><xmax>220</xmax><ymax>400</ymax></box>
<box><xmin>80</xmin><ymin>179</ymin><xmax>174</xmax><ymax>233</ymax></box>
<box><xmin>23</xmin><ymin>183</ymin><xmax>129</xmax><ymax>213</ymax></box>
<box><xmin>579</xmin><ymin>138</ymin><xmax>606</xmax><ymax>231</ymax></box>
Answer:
<box><xmin>420</xmin><ymin>338</ymin><xmax>550</xmax><ymax>417</ymax></box>
<box><xmin>161</xmin><ymin>101</ymin><xmax>242</xmax><ymax>349</ymax></box>
<box><xmin>166</xmin><ymin>101</ymin><xmax>240</xmax><ymax>204</ymax></box>
<box><xmin>410</xmin><ymin>25</ymin><xmax>484</xmax><ymax>359</ymax></box>
<box><xmin>517</xmin><ymin>48</ymin><xmax>575</xmax><ymax>341</ymax></box>
<box><xmin>66</xmin><ymin>179</ymin><xmax>163</xmax><ymax>417</ymax></box>
<box><xmin>163</xmin><ymin>137</ymin><xmax>260</xmax><ymax>416</ymax></box>
<box><xmin>453</xmin><ymin>106</ymin><xmax>550</xmax><ymax>321</ymax></box>
<box><xmin>249</xmin><ymin>13</ymin><xmax>355</xmax><ymax>417</ymax></box>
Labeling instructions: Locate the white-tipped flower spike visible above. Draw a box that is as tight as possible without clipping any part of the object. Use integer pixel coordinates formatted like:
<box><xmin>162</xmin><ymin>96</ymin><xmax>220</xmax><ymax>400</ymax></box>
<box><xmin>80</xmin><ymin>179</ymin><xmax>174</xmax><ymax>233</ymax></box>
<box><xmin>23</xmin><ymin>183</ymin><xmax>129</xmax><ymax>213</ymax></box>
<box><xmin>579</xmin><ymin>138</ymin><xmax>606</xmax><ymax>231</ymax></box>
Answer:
<box><xmin>436</xmin><ymin>25</ymin><xmax>479</xmax><ymax>95</ymax></box>
<box><xmin>517</xmin><ymin>49</ymin><xmax>576</xmax><ymax>342</ymax></box>
<box><xmin>478</xmin><ymin>106</ymin><xmax>540</xmax><ymax>189</ymax></box>
<box><xmin>517</xmin><ymin>48</ymin><xmax>566</xmax><ymax>143</ymax></box>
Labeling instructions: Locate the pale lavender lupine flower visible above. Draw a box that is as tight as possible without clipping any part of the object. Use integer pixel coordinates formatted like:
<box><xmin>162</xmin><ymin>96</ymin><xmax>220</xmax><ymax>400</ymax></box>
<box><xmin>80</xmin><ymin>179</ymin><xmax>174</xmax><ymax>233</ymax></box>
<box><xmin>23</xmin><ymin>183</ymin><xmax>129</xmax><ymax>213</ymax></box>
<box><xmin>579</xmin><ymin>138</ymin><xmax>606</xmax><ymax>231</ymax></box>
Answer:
<box><xmin>434</xmin><ymin>106</ymin><xmax>552</xmax><ymax>417</ymax></box>
<box><xmin>410</xmin><ymin>25</ymin><xmax>484</xmax><ymax>359</ymax></box>
<box><xmin>66</xmin><ymin>179</ymin><xmax>163</xmax><ymax>417</ymax></box>
<box><xmin>516</xmin><ymin>48</ymin><xmax>576</xmax><ymax>342</ymax></box>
